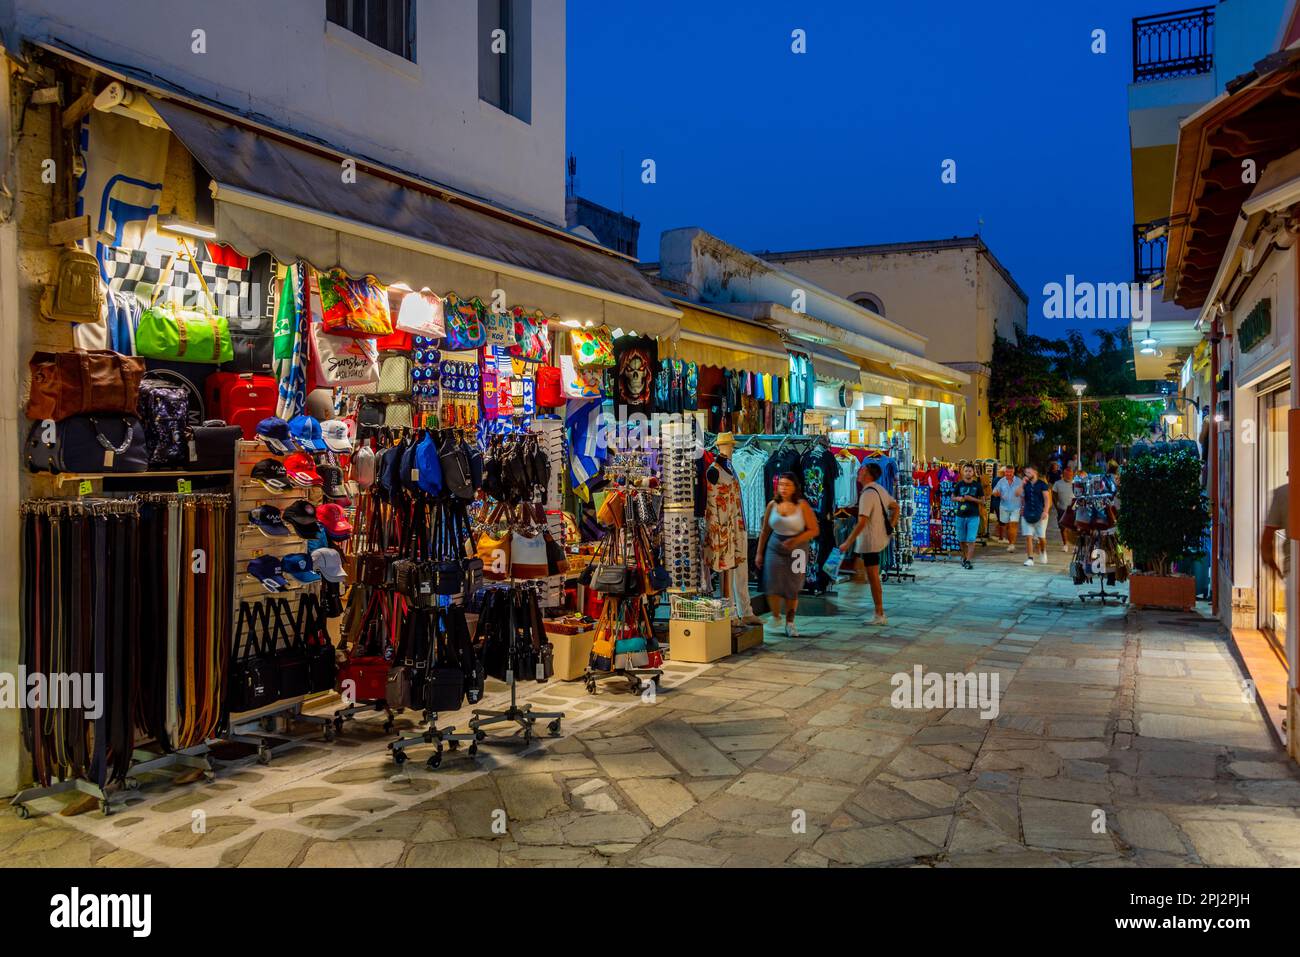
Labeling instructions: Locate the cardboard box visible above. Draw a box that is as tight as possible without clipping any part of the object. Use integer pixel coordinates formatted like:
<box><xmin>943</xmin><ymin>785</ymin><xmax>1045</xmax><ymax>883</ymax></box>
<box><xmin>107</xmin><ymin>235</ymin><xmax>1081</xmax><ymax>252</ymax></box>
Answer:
<box><xmin>732</xmin><ymin>623</ymin><xmax>763</xmax><ymax>655</ymax></box>
<box><xmin>546</xmin><ymin>628</ymin><xmax>596</xmax><ymax>681</ymax></box>
<box><xmin>669</xmin><ymin>617</ymin><xmax>731</xmax><ymax>663</ymax></box>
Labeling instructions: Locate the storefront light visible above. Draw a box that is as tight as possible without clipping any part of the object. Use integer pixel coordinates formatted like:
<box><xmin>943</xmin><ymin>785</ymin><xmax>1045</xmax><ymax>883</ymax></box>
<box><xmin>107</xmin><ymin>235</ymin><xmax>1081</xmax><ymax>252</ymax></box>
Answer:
<box><xmin>157</xmin><ymin>214</ymin><xmax>218</xmax><ymax>240</ymax></box>
<box><xmin>1139</xmin><ymin>336</ymin><xmax>1158</xmax><ymax>347</ymax></box>
<box><xmin>1139</xmin><ymin>346</ymin><xmax>1157</xmax><ymax>355</ymax></box>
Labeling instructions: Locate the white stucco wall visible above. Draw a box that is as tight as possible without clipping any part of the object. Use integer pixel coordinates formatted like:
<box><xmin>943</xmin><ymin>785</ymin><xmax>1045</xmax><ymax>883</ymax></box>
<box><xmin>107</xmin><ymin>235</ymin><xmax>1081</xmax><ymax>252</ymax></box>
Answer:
<box><xmin>14</xmin><ymin>0</ymin><xmax>567</xmax><ymax>225</ymax></box>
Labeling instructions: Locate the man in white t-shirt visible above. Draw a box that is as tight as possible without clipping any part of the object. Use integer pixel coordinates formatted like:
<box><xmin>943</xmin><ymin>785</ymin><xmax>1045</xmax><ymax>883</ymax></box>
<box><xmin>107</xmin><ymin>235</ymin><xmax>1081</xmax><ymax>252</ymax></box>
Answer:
<box><xmin>839</xmin><ymin>462</ymin><xmax>899</xmax><ymax>627</ymax></box>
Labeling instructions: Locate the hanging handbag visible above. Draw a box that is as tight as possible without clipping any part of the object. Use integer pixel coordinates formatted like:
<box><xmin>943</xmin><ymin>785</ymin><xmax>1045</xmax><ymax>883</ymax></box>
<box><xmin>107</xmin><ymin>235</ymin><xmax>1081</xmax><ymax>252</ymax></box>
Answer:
<box><xmin>443</xmin><ymin>294</ymin><xmax>487</xmax><ymax>350</ymax></box>
<box><xmin>190</xmin><ymin>420</ymin><xmax>242</xmax><ymax>469</ymax></box>
<box><xmin>536</xmin><ymin>364</ymin><xmax>564</xmax><ymax>408</ymax></box>
<box><xmin>25</xmin><ymin>349</ymin><xmax>146</xmax><ymax>421</ymax></box>
<box><xmin>310</xmin><ymin>323</ymin><xmax>380</xmax><ymax>387</ymax></box>
<box><xmin>39</xmin><ymin>248</ymin><xmax>103</xmax><ymax>323</ymax></box>
<box><xmin>544</xmin><ymin>529</ymin><xmax>569</xmax><ymax>575</ymax></box>
<box><xmin>437</xmin><ymin>433</ymin><xmax>474</xmax><ymax>500</ymax></box>
<box><xmin>571</xmin><ymin>326</ymin><xmax>615</xmax><ymax>367</ymax></box>
<box><xmin>485</xmin><ymin>309</ymin><xmax>514</xmax><ymax>347</ymax></box>
<box><xmin>375</xmin><ymin>355</ymin><xmax>413</xmax><ymax>395</ymax></box>
<box><xmin>395</xmin><ymin>287</ymin><xmax>446</xmax><ymax>338</ymax></box>
<box><xmin>227</xmin><ymin>601</ymin><xmax>278</xmax><ymax>713</ymax></box>
<box><xmin>298</xmin><ymin>593</ymin><xmax>337</xmax><ymax>693</ymax></box>
<box><xmin>268</xmin><ymin>599</ymin><xmax>311</xmax><ymax>700</ymax></box>
<box><xmin>383</xmin><ymin>401</ymin><xmax>413</xmax><ymax>429</ymax></box>
<box><xmin>317</xmin><ymin>268</ymin><xmax>394</xmax><ymax>337</ymax></box>
<box><xmin>510</xmin><ymin>307</ymin><xmax>550</xmax><ymax>362</ymax></box>
<box><xmin>510</xmin><ymin>529</ymin><xmax>549</xmax><ymax>579</ymax></box>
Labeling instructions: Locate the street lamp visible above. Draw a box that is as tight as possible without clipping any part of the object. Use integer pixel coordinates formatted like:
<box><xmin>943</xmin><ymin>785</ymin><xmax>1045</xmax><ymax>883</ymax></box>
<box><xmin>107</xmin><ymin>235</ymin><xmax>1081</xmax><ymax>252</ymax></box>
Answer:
<box><xmin>1071</xmin><ymin>379</ymin><xmax>1087</xmax><ymax>470</ymax></box>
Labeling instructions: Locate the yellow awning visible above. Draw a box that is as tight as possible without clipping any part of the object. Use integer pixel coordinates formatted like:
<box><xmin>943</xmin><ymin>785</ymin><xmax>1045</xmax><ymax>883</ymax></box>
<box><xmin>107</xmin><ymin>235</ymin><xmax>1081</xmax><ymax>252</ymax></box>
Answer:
<box><xmin>668</xmin><ymin>304</ymin><xmax>790</xmax><ymax>378</ymax></box>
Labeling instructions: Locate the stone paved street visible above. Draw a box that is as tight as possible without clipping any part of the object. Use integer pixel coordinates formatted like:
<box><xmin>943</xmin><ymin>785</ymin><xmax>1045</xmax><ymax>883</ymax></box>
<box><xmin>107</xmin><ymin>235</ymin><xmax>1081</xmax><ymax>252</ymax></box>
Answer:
<box><xmin>4</xmin><ymin>538</ymin><xmax>1300</xmax><ymax>868</ymax></box>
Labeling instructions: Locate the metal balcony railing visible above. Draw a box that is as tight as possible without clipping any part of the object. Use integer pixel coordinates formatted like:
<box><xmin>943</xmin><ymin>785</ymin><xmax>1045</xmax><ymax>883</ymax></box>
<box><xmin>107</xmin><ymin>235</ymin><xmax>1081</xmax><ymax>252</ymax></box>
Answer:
<box><xmin>1133</xmin><ymin>6</ymin><xmax>1215</xmax><ymax>83</ymax></box>
<box><xmin>1134</xmin><ymin>222</ymin><xmax>1168</xmax><ymax>284</ymax></box>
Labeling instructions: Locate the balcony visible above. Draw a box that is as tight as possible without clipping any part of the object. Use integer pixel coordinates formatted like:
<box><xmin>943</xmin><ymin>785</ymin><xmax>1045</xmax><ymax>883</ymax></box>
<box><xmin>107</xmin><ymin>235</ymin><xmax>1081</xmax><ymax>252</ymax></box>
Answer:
<box><xmin>1133</xmin><ymin>6</ymin><xmax>1215</xmax><ymax>84</ymax></box>
<box><xmin>1134</xmin><ymin>221</ymin><xmax>1168</xmax><ymax>285</ymax></box>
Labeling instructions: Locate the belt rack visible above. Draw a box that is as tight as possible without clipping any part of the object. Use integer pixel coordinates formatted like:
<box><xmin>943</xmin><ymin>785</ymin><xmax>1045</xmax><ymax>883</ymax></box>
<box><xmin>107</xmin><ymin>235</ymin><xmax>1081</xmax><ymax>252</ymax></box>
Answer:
<box><xmin>13</xmin><ymin>495</ymin><xmax>225</xmax><ymax>818</ymax></box>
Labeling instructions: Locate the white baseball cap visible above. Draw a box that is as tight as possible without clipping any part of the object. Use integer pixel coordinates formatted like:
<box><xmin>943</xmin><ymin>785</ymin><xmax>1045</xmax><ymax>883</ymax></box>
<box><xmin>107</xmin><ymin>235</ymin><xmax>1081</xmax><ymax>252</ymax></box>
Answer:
<box><xmin>311</xmin><ymin>547</ymin><xmax>348</xmax><ymax>583</ymax></box>
<box><xmin>320</xmin><ymin>418</ymin><xmax>353</xmax><ymax>453</ymax></box>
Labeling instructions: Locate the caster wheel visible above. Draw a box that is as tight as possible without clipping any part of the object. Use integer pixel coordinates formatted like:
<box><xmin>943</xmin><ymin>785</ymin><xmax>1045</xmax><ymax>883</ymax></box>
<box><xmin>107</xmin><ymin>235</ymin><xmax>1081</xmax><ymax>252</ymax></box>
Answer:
<box><xmin>99</xmin><ymin>800</ymin><xmax>112</xmax><ymax>817</ymax></box>
<box><xmin>653</xmin><ymin>675</ymin><xmax>662</xmax><ymax>687</ymax></box>
<box><xmin>323</xmin><ymin>727</ymin><xmax>336</xmax><ymax>742</ymax></box>
<box><xmin>333</xmin><ymin>717</ymin><xmax>345</xmax><ymax>735</ymax></box>
<box><xmin>548</xmin><ymin>719</ymin><xmax>562</xmax><ymax>737</ymax></box>
<box><xmin>427</xmin><ymin>752</ymin><xmax>442</xmax><ymax>770</ymax></box>
<box><xmin>585</xmin><ymin>681</ymin><xmax>596</xmax><ymax>695</ymax></box>
<box><xmin>629</xmin><ymin>678</ymin><xmax>642</xmax><ymax>693</ymax></box>
<box><xmin>203</xmin><ymin>771</ymin><xmax>216</xmax><ymax>783</ymax></box>
<box><xmin>382</xmin><ymin>720</ymin><xmax>394</xmax><ymax>734</ymax></box>
<box><xmin>475</xmin><ymin>730</ymin><xmax>486</xmax><ymax>742</ymax></box>
<box><xmin>468</xmin><ymin>744</ymin><xmax>478</xmax><ymax>757</ymax></box>
<box><xmin>14</xmin><ymin>805</ymin><xmax>29</xmax><ymax>820</ymax></box>
<box><xmin>423</xmin><ymin>731</ymin><xmax>435</xmax><ymax>744</ymax></box>
<box><xmin>125</xmin><ymin>777</ymin><xmax>141</xmax><ymax>791</ymax></box>
<box><xmin>256</xmin><ymin>748</ymin><xmax>270</xmax><ymax>766</ymax></box>
<box><xmin>523</xmin><ymin>730</ymin><xmax>533</xmax><ymax>745</ymax></box>
<box><xmin>448</xmin><ymin>740</ymin><xmax>460</xmax><ymax>751</ymax></box>
<box><xmin>394</xmin><ymin>750</ymin><xmax>408</xmax><ymax>766</ymax></box>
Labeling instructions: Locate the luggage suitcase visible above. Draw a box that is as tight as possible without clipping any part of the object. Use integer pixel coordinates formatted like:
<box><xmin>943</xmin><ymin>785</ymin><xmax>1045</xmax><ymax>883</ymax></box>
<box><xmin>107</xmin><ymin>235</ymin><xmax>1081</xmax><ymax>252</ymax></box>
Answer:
<box><xmin>205</xmin><ymin>372</ymin><xmax>276</xmax><ymax>439</ymax></box>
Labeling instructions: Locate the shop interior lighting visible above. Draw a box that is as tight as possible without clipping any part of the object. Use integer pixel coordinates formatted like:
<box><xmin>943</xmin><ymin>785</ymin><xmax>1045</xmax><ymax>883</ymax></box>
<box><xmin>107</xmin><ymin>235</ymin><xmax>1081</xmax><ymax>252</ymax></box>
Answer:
<box><xmin>93</xmin><ymin>81</ymin><xmax>166</xmax><ymax>129</ymax></box>
<box><xmin>1139</xmin><ymin>336</ymin><xmax>1158</xmax><ymax>346</ymax></box>
<box><xmin>157</xmin><ymin>215</ymin><xmax>217</xmax><ymax>240</ymax></box>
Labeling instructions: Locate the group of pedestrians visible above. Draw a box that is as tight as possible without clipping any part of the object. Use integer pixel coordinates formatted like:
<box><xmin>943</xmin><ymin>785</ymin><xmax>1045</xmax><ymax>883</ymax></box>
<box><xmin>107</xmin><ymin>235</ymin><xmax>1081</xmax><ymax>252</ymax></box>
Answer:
<box><xmin>758</xmin><ymin>456</ymin><xmax>1094</xmax><ymax>636</ymax></box>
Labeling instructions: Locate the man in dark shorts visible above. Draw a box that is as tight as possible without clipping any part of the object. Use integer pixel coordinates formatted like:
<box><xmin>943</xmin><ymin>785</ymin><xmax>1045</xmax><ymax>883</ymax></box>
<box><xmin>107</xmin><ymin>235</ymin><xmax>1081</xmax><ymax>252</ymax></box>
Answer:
<box><xmin>840</xmin><ymin>463</ymin><xmax>900</xmax><ymax>626</ymax></box>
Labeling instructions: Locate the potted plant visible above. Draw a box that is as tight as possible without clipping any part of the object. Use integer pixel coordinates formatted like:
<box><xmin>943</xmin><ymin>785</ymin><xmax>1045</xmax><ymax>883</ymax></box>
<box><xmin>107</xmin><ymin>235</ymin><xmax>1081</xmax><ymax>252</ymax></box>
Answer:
<box><xmin>1117</xmin><ymin>445</ymin><xmax>1209</xmax><ymax>611</ymax></box>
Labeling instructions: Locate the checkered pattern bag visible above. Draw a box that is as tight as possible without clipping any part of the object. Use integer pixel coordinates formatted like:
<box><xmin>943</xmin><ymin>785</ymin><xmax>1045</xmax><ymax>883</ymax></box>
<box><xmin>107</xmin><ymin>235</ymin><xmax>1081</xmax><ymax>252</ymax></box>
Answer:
<box><xmin>101</xmin><ymin>246</ymin><xmax>267</xmax><ymax>330</ymax></box>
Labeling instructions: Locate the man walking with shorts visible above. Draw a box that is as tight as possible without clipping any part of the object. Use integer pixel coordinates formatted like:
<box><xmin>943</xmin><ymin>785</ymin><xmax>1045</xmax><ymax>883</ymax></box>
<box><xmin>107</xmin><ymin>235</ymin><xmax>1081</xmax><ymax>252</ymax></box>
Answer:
<box><xmin>953</xmin><ymin>463</ymin><xmax>983</xmax><ymax>569</ymax></box>
<box><xmin>1020</xmin><ymin>465</ymin><xmax>1053</xmax><ymax>566</ymax></box>
<box><xmin>992</xmin><ymin>466</ymin><xmax>1022</xmax><ymax>551</ymax></box>
<box><xmin>840</xmin><ymin>462</ymin><xmax>899</xmax><ymax>626</ymax></box>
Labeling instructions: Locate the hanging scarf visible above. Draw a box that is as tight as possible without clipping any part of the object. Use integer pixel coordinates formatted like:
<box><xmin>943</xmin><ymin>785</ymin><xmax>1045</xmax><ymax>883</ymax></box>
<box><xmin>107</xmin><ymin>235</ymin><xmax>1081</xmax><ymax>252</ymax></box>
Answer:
<box><xmin>275</xmin><ymin>262</ymin><xmax>310</xmax><ymax>419</ymax></box>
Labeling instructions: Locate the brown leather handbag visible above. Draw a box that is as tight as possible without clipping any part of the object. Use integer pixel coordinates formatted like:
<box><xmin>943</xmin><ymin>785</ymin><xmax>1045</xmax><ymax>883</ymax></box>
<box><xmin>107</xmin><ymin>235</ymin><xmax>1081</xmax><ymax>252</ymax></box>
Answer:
<box><xmin>26</xmin><ymin>349</ymin><xmax>145</xmax><ymax>421</ymax></box>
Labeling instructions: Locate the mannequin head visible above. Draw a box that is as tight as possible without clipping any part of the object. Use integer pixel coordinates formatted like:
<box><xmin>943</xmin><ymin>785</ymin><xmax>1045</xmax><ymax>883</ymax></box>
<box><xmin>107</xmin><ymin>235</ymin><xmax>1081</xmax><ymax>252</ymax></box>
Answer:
<box><xmin>716</xmin><ymin>432</ymin><xmax>735</xmax><ymax>458</ymax></box>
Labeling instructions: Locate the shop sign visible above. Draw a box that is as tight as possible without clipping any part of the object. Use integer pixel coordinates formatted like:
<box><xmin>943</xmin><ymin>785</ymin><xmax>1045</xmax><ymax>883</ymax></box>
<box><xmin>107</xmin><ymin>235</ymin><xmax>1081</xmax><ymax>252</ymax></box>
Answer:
<box><xmin>1238</xmin><ymin>299</ymin><xmax>1271</xmax><ymax>354</ymax></box>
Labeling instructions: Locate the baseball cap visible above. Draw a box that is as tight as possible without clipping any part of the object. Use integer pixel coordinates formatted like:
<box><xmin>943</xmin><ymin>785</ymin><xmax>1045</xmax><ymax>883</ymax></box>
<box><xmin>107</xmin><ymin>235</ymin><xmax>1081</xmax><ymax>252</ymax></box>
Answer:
<box><xmin>281</xmin><ymin>552</ymin><xmax>321</xmax><ymax>583</ymax></box>
<box><xmin>251</xmin><ymin>458</ymin><xmax>292</xmax><ymax>493</ymax></box>
<box><xmin>320</xmin><ymin>419</ymin><xmax>353</xmax><ymax>453</ymax></box>
<box><xmin>288</xmin><ymin>414</ymin><xmax>327</xmax><ymax>453</ymax></box>
<box><xmin>352</xmin><ymin>445</ymin><xmax>376</xmax><ymax>489</ymax></box>
<box><xmin>284</xmin><ymin>451</ymin><xmax>322</xmax><ymax>488</ymax></box>
<box><xmin>247</xmin><ymin>555</ymin><xmax>288</xmax><ymax>592</ymax></box>
<box><xmin>249</xmin><ymin>505</ymin><xmax>291</xmax><ymax>538</ymax></box>
<box><xmin>317</xmin><ymin>502</ymin><xmax>353</xmax><ymax>541</ymax></box>
<box><xmin>311</xmin><ymin>547</ymin><xmax>348</xmax><ymax>583</ymax></box>
<box><xmin>282</xmin><ymin>500</ymin><xmax>320</xmax><ymax>539</ymax></box>
<box><xmin>256</xmin><ymin>417</ymin><xmax>294</xmax><ymax>455</ymax></box>
<box><xmin>318</xmin><ymin>463</ymin><xmax>351</xmax><ymax>505</ymax></box>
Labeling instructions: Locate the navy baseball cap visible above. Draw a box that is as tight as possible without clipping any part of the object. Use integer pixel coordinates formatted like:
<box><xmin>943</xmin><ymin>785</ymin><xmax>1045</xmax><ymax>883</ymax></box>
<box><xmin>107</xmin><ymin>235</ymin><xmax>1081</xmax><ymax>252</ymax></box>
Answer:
<box><xmin>249</xmin><ymin>505</ymin><xmax>291</xmax><ymax>537</ymax></box>
<box><xmin>247</xmin><ymin>555</ymin><xmax>288</xmax><ymax>592</ymax></box>
<box><xmin>289</xmin><ymin>414</ymin><xmax>327</xmax><ymax>453</ymax></box>
<box><xmin>256</xmin><ymin>417</ymin><xmax>294</xmax><ymax>455</ymax></box>
<box><xmin>281</xmin><ymin>552</ymin><xmax>321</xmax><ymax>583</ymax></box>
<box><xmin>251</xmin><ymin>458</ymin><xmax>292</xmax><ymax>493</ymax></box>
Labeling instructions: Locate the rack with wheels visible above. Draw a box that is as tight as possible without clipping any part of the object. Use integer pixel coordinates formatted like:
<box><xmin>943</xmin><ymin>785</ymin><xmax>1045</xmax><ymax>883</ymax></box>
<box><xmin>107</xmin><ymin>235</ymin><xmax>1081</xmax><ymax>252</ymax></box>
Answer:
<box><xmin>388</xmin><ymin>711</ymin><xmax>477</xmax><ymax>769</ymax></box>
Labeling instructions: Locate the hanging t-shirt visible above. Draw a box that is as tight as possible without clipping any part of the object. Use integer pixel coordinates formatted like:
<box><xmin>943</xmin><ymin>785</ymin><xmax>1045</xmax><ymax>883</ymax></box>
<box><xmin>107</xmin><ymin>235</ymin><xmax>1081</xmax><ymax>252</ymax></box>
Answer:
<box><xmin>799</xmin><ymin>444</ymin><xmax>841</xmax><ymax>520</ymax></box>
<box><xmin>613</xmin><ymin>335</ymin><xmax>657</xmax><ymax>419</ymax></box>
<box><xmin>732</xmin><ymin>445</ymin><xmax>769</xmax><ymax>534</ymax></box>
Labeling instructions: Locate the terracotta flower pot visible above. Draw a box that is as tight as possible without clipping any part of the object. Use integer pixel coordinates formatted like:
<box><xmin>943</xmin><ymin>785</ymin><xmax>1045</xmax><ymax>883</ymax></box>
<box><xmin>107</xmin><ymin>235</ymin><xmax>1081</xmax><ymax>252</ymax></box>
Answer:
<box><xmin>1128</xmin><ymin>572</ymin><xmax>1196</xmax><ymax>612</ymax></box>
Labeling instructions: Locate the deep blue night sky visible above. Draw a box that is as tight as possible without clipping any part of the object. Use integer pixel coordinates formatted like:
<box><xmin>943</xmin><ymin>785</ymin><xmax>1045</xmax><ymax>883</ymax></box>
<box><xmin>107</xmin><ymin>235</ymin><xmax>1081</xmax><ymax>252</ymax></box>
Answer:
<box><xmin>566</xmin><ymin>0</ymin><xmax>1191</xmax><ymax>337</ymax></box>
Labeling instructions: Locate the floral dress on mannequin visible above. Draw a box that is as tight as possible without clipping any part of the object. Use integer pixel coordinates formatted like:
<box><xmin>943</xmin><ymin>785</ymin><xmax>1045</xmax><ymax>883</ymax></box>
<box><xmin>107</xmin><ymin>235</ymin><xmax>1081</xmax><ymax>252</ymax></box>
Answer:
<box><xmin>704</xmin><ymin>455</ymin><xmax>745</xmax><ymax>571</ymax></box>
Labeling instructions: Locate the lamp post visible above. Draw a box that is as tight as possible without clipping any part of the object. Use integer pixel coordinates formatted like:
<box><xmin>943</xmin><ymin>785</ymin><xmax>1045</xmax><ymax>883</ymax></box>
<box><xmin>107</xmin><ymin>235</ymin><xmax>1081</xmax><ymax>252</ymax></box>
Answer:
<box><xmin>1071</xmin><ymin>379</ymin><xmax>1087</xmax><ymax>470</ymax></box>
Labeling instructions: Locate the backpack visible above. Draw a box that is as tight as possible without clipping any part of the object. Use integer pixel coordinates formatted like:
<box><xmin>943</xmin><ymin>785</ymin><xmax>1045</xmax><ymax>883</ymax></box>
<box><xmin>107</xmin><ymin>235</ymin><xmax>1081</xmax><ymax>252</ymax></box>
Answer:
<box><xmin>205</xmin><ymin>372</ymin><xmax>277</xmax><ymax>439</ymax></box>
<box><xmin>138</xmin><ymin>370</ymin><xmax>203</xmax><ymax>467</ymax></box>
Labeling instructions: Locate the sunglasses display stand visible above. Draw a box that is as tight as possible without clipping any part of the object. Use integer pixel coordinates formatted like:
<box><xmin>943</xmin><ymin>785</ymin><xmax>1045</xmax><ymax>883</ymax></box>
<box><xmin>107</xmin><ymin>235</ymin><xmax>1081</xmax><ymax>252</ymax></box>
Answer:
<box><xmin>881</xmin><ymin>433</ymin><xmax>917</xmax><ymax>583</ymax></box>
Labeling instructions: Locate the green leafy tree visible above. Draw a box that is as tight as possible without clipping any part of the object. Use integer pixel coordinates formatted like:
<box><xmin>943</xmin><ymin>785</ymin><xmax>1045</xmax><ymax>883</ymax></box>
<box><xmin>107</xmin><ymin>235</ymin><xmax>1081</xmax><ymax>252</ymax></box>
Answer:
<box><xmin>988</xmin><ymin>332</ymin><xmax>1069</xmax><ymax>456</ymax></box>
<box><xmin>1117</xmin><ymin>447</ymin><xmax>1209</xmax><ymax>576</ymax></box>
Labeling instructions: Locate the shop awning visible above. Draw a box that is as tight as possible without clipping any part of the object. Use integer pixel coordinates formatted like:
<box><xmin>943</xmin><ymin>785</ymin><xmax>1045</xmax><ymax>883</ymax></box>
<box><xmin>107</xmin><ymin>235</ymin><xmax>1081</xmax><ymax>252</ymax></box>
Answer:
<box><xmin>669</xmin><ymin>303</ymin><xmax>790</xmax><ymax>377</ymax></box>
<box><xmin>856</xmin><ymin>357</ymin><xmax>912</xmax><ymax>401</ymax></box>
<box><xmin>150</xmin><ymin>98</ymin><xmax>680</xmax><ymax>336</ymax></box>
<box><xmin>796</xmin><ymin>341</ymin><xmax>863</xmax><ymax>383</ymax></box>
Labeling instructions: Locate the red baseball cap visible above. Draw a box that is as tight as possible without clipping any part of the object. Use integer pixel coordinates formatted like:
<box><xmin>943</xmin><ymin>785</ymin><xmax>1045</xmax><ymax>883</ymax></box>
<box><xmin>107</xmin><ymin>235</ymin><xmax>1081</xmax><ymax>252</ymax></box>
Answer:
<box><xmin>316</xmin><ymin>502</ymin><xmax>353</xmax><ymax>540</ymax></box>
<box><xmin>283</xmin><ymin>452</ymin><xmax>321</xmax><ymax>488</ymax></box>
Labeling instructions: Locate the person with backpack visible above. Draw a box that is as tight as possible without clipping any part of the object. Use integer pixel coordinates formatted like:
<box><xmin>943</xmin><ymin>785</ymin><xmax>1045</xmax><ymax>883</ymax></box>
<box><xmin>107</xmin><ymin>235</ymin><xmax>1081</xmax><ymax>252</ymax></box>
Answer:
<box><xmin>839</xmin><ymin>462</ymin><xmax>899</xmax><ymax>627</ymax></box>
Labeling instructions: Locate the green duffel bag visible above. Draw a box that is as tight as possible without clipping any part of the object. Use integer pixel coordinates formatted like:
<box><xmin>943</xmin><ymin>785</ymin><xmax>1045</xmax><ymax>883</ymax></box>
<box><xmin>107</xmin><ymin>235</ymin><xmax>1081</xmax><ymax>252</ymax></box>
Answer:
<box><xmin>136</xmin><ymin>302</ymin><xmax>234</xmax><ymax>365</ymax></box>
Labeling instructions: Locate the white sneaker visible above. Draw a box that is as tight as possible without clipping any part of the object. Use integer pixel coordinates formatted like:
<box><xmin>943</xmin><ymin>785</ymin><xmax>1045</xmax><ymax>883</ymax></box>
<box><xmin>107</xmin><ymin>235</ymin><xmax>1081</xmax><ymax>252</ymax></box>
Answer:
<box><xmin>786</xmin><ymin>622</ymin><xmax>799</xmax><ymax>637</ymax></box>
<box><xmin>1038</xmin><ymin>553</ymin><xmax>1048</xmax><ymax>565</ymax></box>
<box><xmin>1007</xmin><ymin>545</ymin><xmax>1016</xmax><ymax>553</ymax></box>
<box><xmin>1023</xmin><ymin>558</ymin><xmax>1035</xmax><ymax>567</ymax></box>
<box><xmin>1062</xmin><ymin>544</ymin><xmax>1070</xmax><ymax>553</ymax></box>
<box><xmin>870</xmin><ymin>614</ymin><xmax>888</xmax><ymax>626</ymax></box>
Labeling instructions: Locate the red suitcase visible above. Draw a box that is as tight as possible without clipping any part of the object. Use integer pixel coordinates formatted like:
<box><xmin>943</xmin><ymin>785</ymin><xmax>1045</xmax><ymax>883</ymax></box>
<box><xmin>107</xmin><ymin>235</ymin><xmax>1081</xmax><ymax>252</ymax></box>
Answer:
<box><xmin>205</xmin><ymin>372</ymin><xmax>276</xmax><ymax>439</ymax></box>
